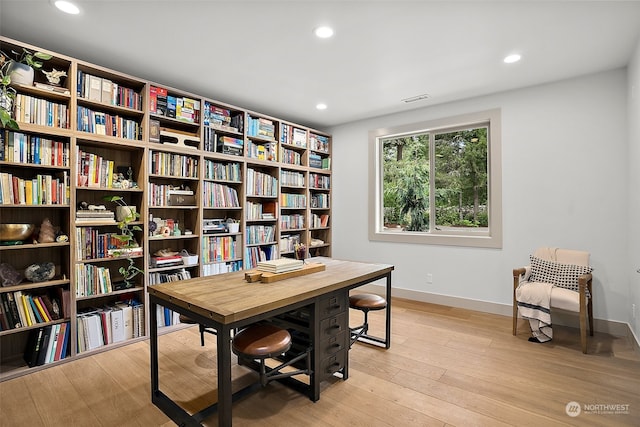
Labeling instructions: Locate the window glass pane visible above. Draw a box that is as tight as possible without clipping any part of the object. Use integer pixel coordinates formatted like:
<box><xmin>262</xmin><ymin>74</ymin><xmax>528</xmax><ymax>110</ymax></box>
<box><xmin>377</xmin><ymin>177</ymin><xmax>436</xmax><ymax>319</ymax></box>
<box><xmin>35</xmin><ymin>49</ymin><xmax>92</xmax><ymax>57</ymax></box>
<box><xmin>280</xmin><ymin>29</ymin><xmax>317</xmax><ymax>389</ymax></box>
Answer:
<box><xmin>382</xmin><ymin>133</ymin><xmax>430</xmax><ymax>232</ymax></box>
<box><xmin>433</xmin><ymin>126</ymin><xmax>488</xmax><ymax>231</ymax></box>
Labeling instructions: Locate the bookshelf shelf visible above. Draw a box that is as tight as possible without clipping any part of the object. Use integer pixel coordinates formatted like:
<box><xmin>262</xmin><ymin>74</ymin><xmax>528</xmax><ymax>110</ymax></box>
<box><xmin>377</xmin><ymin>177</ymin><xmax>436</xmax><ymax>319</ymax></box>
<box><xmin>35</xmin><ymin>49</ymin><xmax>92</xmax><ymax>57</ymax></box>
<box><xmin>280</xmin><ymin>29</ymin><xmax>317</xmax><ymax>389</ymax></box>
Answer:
<box><xmin>0</xmin><ymin>35</ymin><xmax>331</xmax><ymax>381</ymax></box>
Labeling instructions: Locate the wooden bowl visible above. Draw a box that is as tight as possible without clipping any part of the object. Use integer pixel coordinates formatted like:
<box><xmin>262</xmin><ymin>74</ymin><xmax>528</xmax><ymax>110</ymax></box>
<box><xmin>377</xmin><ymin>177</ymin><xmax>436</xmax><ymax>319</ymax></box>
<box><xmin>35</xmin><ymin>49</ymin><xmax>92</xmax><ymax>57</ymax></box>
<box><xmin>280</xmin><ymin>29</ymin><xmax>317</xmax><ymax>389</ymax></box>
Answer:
<box><xmin>0</xmin><ymin>224</ymin><xmax>36</xmax><ymax>241</ymax></box>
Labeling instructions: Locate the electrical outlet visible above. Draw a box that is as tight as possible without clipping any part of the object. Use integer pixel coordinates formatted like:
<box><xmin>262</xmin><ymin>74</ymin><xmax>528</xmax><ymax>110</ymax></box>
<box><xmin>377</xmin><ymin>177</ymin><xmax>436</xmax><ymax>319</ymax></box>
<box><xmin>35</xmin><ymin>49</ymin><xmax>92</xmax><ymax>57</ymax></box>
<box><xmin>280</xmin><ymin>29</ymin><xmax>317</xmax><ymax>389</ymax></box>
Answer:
<box><xmin>426</xmin><ymin>274</ymin><xmax>433</xmax><ymax>284</ymax></box>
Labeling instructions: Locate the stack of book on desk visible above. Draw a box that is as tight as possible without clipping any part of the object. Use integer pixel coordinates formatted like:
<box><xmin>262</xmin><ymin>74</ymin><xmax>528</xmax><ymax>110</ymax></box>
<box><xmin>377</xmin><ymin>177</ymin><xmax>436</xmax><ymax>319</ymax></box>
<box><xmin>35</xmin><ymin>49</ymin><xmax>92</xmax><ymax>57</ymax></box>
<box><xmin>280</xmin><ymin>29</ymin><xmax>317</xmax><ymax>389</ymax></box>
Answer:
<box><xmin>257</xmin><ymin>258</ymin><xmax>303</xmax><ymax>274</ymax></box>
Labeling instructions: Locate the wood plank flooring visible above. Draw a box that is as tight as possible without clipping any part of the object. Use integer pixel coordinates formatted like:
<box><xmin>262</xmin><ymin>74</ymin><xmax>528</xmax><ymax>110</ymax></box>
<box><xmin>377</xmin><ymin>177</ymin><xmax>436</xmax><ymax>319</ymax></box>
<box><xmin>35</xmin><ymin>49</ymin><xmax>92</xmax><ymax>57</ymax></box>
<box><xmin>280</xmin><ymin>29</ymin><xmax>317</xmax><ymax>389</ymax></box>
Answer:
<box><xmin>1</xmin><ymin>297</ymin><xmax>638</xmax><ymax>426</ymax></box>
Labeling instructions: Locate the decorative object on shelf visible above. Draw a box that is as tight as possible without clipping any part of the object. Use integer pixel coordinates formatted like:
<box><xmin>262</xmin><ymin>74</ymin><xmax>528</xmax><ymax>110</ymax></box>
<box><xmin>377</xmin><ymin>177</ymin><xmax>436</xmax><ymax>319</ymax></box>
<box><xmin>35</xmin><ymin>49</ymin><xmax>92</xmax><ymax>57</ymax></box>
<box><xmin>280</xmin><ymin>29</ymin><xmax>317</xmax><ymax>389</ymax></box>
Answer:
<box><xmin>0</xmin><ymin>262</ymin><xmax>22</xmax><ymax>286</ymax></box>
<box><xmin>3</xmin><ymin>47</ymin><xmax>52</xmax><ymax>86</ymax></box>
<box><xmin>55</xmin><ymin>234</ymin><xmax>69</xmax><ymax>243</ymax></box>
<box><xmin>103</xmin><ymin>195</ymin><xmax>144</xmax><ymax>288</ymax></box>
<box><xmin>38</xmin><ymin>218</ymin><xmax>56</xmax><ymax>243</ymax></box>
<box><xmin>154</xmin><ymin>248</ymin><xmax>179</xmax><ymax>257</ymax></box>
<box><xmin>0</xmin><ymin>52</ymin><xmax>18</xmax><ymax>130</ymax></box>
<box><xmin>41</xmin><ymin>68</ymin><xmax>66</xmax><ymax>86</ymax></box>
<box><xmin>173</xmin><ymin>221</ymin><xmax>181</xmax><ymax>236</ymax></box>
<box><xmin>226</xmin><ymin>218</ymin><xmax>240</xmax><ymax>234</ymax></box>
<box><xmin>294</xmin><ymin>243</ymin><xmax>307</xmax><ymax>264</ymax></box>
<box><xmin>0</xmin><ymin>223</ymin><xmax>35</xmax><ymax>243</ymax></box>
<box><xmin>115</xmin><ymin>205</ymin><xmax>137</xmax><ymax>222</ymax></box>
<box><xmin>24</xmin><ymin>262</ymin><xmax>55</xmax><ymax>282</ymax></box>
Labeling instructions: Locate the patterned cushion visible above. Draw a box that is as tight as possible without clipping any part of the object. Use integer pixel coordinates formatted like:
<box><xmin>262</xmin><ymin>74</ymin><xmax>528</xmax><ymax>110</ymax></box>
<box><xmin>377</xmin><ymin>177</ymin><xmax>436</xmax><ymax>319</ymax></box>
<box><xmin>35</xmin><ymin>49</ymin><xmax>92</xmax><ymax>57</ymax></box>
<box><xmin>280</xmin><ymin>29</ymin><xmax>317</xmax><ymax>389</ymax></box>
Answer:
<box><xmin>529</xmin><ymin>255</ymin><xmax>592</xmax><ymax>294</ymax></box>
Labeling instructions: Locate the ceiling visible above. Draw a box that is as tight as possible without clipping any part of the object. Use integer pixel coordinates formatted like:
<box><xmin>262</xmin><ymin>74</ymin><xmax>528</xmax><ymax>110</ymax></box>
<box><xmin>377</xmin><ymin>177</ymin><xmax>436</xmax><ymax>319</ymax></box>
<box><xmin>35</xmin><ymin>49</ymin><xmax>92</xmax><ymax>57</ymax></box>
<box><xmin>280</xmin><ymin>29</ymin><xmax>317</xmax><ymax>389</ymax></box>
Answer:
<box><xmin>1</xmin><ymin>1</ymin><xmax>640</xmax><ymax>130</ymax></box>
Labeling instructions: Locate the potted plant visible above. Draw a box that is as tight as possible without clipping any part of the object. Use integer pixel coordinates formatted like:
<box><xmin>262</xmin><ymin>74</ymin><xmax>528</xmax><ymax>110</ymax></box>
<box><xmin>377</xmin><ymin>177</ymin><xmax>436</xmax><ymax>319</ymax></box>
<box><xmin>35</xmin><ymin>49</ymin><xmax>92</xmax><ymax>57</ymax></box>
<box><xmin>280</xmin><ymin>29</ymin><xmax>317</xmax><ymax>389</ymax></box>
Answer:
<box><xmin>104</xmin><ymin>195</ymin><xmax>144</xmax><ymax>288</ymax></box>
<box><xmin>4</xmin><ymin>47</ymin><xmax>52</xmax><ymax>86</ymax></box>
<box><xmin>0</xmin><ymin>53</ymin><xmax>19</xmax><ymax>130</ymax></box>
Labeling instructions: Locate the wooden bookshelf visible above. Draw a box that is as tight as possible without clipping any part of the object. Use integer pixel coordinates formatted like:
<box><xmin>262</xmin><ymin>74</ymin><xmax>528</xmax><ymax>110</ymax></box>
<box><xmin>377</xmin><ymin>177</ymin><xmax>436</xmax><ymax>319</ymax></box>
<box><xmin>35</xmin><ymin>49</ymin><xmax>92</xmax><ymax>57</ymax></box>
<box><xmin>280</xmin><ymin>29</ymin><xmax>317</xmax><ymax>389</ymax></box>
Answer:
<box><xmin>0</xmin><ymin>35</ymin><xmax>331</xmax><ymax>381</ymax></box>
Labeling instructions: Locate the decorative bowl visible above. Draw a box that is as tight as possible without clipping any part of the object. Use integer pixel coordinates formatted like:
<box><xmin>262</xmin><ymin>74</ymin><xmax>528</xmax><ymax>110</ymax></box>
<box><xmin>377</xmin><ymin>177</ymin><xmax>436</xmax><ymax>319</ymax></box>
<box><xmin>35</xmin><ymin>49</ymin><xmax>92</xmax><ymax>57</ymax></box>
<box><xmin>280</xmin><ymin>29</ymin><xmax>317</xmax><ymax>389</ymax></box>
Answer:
<box><xmin>0</xmin><ymin>224</ymin><xmax>36</xmax><ymax>241</ymax></box>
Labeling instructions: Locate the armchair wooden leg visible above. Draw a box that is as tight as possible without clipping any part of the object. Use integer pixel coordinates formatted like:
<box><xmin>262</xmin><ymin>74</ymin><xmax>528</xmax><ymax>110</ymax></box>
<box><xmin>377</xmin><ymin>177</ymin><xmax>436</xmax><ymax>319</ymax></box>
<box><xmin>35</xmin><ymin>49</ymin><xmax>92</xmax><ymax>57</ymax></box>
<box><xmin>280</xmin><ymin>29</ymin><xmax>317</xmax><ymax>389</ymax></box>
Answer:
<box><xmin>588</xmin><ymin>298</ymin><xmax>594</xmax><ymax>336</ymax></box>
<box><xmin>580</xmin><ymin>310</ymin><xmax>587</xmax><ymax>354</ymax></box>
<box><xmin>513</xmin><ymin>305</ymin><xmax>518</xmax><ymax>336</ymax></box>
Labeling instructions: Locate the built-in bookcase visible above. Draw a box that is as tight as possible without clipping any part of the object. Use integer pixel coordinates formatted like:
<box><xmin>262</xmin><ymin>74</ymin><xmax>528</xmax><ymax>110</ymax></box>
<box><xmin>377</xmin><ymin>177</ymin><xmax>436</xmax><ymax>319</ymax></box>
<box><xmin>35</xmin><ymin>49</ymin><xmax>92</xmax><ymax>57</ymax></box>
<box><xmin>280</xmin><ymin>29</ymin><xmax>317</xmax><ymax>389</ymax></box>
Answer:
<box><xmin>0</xmin><ymin>35</ymin><xmax>331</xmax><ymax>381</ymax></box>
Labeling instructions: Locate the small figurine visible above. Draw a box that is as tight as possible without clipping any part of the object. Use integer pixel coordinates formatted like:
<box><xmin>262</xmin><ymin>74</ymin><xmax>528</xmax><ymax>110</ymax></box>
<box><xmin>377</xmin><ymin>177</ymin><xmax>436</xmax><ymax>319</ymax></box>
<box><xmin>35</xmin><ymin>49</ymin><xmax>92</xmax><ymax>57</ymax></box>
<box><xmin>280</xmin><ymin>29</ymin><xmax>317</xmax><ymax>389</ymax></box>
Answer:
<box><xmin>42</xmin><ymin>68</ymin><xmax>67</xmax><ymax>85</ymax></box>
<box><xmin>38</xmin><ymin>218</ymin><xmax>56</xmax><ymax>243</ymax></box>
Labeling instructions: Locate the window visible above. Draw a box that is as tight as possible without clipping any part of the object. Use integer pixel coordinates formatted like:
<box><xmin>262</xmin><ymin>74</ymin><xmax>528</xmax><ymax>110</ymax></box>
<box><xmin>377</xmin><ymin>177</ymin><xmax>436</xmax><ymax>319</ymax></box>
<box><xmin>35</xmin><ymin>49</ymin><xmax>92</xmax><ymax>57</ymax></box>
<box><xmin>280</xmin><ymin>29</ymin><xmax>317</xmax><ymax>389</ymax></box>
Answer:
<box><xmin>369</xmin><ymin>109</ymin><xmax>502</xmax><ymax>248</ymax></box>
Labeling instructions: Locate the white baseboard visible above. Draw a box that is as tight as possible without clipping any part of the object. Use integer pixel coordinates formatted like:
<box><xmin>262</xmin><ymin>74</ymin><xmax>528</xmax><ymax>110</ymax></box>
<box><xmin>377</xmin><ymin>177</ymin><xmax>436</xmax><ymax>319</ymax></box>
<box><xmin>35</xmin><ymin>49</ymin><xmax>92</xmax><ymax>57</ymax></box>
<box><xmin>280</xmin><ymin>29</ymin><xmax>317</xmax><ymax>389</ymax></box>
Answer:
<box><xmin>356</xmin><ymin>284</ymin><xmax>638</xmax><ymax>345</ymax></box>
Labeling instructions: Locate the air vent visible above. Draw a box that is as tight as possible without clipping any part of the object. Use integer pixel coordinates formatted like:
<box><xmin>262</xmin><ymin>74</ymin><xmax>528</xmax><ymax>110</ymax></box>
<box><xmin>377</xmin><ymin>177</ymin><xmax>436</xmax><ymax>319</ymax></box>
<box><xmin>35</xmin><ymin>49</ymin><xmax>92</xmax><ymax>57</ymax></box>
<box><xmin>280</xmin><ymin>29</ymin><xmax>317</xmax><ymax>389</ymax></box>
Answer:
<box><xmin>402</xmin><ymin>93</ymin><xmax>430</xmax><ymax>103</ymax></box>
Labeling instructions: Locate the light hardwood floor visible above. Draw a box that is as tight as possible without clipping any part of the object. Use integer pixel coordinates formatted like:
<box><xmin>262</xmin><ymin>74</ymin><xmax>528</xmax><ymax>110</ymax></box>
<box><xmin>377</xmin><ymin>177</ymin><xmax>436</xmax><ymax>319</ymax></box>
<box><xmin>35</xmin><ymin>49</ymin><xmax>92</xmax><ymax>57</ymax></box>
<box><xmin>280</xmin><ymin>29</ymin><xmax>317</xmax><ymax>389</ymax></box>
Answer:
<box><xmin>1</xmin><ymin>298</ymin><xmax>639</xmax><ymax>426</ymax></box>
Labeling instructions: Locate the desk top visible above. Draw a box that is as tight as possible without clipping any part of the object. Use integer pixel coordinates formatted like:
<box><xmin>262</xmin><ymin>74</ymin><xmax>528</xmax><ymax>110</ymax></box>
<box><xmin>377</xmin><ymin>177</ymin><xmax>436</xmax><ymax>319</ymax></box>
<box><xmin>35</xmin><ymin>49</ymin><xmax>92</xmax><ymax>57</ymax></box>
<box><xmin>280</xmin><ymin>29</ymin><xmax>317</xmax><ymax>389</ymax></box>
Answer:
<box><xmin>147</xmin><ymin>257</ymin><xmax>393</xmax><ymax>325</ymax></box>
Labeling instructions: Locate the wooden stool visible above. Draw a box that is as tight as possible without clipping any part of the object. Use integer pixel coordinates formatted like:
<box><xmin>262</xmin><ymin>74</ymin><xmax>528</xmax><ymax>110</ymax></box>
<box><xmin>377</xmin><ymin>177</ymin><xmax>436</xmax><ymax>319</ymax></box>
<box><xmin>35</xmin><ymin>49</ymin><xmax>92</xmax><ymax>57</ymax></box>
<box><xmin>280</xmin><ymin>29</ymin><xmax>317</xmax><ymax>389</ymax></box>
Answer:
<box><xmin>232</xmin><ymin>323</ymin><xmax>310</xmax><ymax>387</ymax></box>
<box><xmin>179</xmin><ymin>314</ymin><xmax>216</xmax><ymax>346</ymax></box>
<box><xmin>349</xmin><ymin>293</ymin><xmax>387</xmax><ymax>348</ymax></box>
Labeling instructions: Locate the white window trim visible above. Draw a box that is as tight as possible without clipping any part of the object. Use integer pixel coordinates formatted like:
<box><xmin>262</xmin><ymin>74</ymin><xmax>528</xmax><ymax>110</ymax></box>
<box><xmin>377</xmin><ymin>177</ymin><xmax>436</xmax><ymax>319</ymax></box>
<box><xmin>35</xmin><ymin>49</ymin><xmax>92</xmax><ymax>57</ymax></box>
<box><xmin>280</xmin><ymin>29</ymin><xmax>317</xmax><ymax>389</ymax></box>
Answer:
<box><xmin>368</xmin><ymin>109</ymin><xmax>502</xmax><ymax>248</ymax></box>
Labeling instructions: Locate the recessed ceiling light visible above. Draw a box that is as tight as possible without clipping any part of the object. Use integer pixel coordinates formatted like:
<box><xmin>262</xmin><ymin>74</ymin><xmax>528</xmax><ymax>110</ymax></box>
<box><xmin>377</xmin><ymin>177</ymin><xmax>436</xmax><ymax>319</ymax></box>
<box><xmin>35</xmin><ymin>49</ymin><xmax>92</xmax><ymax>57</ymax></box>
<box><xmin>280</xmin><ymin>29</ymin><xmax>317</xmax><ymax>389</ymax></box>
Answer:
<box><xmin>314</xmin><ymin>26</ymin><xmax>334</xmax><ymax>39</ymax></box>
<box><xmin>504</xmin><ymin>54</ymin><xmax>521</xmax><ymax>64</ymax></box>
<box><xmin>52</xmin><ymin>0</ymin><xmax>80</xmax><ymax>14</ymax></box>
<box><xmin>316</xmin><ymin>103</ymin><xmax>328</xmax><ymax>110</ymax></box>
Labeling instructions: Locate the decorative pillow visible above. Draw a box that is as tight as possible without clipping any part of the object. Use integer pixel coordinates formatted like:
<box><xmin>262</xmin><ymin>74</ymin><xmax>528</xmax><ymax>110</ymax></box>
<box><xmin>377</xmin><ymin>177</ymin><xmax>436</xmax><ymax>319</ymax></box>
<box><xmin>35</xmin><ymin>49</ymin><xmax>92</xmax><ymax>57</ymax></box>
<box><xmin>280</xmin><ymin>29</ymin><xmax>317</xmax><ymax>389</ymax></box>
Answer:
<box><xmin>529</xmin><ymin>255</ymin><xmax>592</xmax><ymax>294</ymax></box>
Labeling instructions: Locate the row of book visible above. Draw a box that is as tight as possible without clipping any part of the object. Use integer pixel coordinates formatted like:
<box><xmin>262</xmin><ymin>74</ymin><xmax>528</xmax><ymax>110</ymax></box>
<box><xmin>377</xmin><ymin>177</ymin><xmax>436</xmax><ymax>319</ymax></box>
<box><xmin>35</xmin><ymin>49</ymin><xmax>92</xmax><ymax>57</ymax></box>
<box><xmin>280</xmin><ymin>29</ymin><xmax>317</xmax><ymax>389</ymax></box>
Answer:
<box><xmin>247</xmin><ymin>116</ymin><xmax>276</xmax><ymax>140</ymax></box>
<box><xmin>0</xmin><ymin>289</ymin><xmax>65</xmax><ymax>331</ymax></box>
<box><xmin>310</xmin><ymin>133</ymin><xmax>330</xmax><ymax>153</ymax></box>
<box><xmin>157</xmin><ymin>305</ymin><xmax>181</xmax><ymax>328</ymax></box>
<box><xmin>0</xmin><ymin>131</ymin><xmax>70</xmax><ymax>166</ymax></box>
<box><xmin>279</xmin><ymin>234</ymin><xmax>301</xmax><ymax>252</ymax></box>
<box><xmin>148</xmin><ymin>150</ymin><xmax>199</xmax><ymax>178</ymax></box>
<box><xmin>279</xmin><ymin>147</ymin><xmax>303</xmax><ymax>166</ymax></box>
<box><xmin>0</xmin><ymin>171</ymin><xmax>70</xmax><ymax>206</ymax></box>
<box><xmin>244</xmin><ymin>245</ymin><xmax>276</xmax><ymax>269</ymax></box>
<box><xmin>280</xmin><ymin>214</ymin><xmax>305</xmax><ymax>230</ymax></box>
<box><xmin>74</xmin><ymin>227</ymin><xmax>139</xmax><ymax>261</ymax></box>
<box><xmin>246</xmin><ymin>168</ymin><xmax>278</xmax><ymax>197</ymax></box>
<box><xmin>280</xmin><ymin>193</ymin><xmax>307</xmax><ymax>208</ymax></box>
<box><xmin>281</xmin><ymin>170</ymin><xmax>305</xmax><ymax>187</ymax></box>
<box><xmin>13</xmin><ymin>94</ymin><xmax>70</xmax><ymax>129</ymax></box>
<box><xmin>246</xmin><ymin>225</ymin><xmax>276</xmax><ymax>245</ymax></box>
<box><xmin>148</xmin><ymin>268</ymin><xmax>192</xmax><ymax>285</ymax></box>
<box><xmin>202</xmin><ymin>235</ymin><xmax>238</xmax><ymax>263</ymax></box>
<box><xmin>77</xmin><ymin>106</ymin><xmax>142</xmax><ymax>140</ymax></box>
<box><xmin>281</xmin><ymin>125</ymin><xmax>307</xmax><ymax>147</ymax></box>
<box><xmin>245</xmin><ymin>200</ymin><xmax>276</xmax><ymax>220</ymax></box>
<box><xmin>150</xmin><ymin>86</ymin><xmax>201</xmax><ymax>124</ymax></box>
<box><xmin>76</xmin><ymin>147</ymin><xmax>116</xmax><ymax>188</ymax></box>
<box><xmin>77</xmin><ymin>300</ymin><xmax>144</xmax><ymax>353</ymax></box>
<box><xmin>148</xmin><ymin>183</ymin><xmax>194</xmax><ymax>207</ymax></box>
<box><xmin>202</xmin><ymin>102</ymin><xmax>241</xmax><ymax>130</ymax></box>
<box><xmin>311</xmin><ymin>213</ymin><xmax>330</xmax><ymax>228</ymax></box>
<box><xmin>309</xmin><ymin>153</ymin><xmax>331</xmax><ymax>169</ymax></box>
<box><xmin>246</xmin><ymin>140</ymin><xmax>277</xmax><ymax>161</ymax></box>
<box><xmin>202</xmin><ymin>182</ymin><xmax>240</xmax><ymax>208</ymax></box>
<box><xmin>204</xmin><ymin>160</ymin><xmax>242</xmax><ymax>182</ymax></box>
<box><xmin>77</xmin><ymin>70</ymin><xmax>143</xmax><ymax>110</ymax></box>
<box><xmin>202</xmin><ymin>260</ymin><xmax>243</xmax><ymax>276</ymax></box>
<box><xmin>309</xmin><ymin>173</ymin><xmax>331</xmax><ymax>189</ymax></box>
<box><xmin>75</xmin><ymin>263</ymin><xmax>113</xmax><ymax>297</ymax></box>
<box><xmin>23</xmin><ymin>322</ymin><xmax>71</xmax><ymax>367</ymax></box>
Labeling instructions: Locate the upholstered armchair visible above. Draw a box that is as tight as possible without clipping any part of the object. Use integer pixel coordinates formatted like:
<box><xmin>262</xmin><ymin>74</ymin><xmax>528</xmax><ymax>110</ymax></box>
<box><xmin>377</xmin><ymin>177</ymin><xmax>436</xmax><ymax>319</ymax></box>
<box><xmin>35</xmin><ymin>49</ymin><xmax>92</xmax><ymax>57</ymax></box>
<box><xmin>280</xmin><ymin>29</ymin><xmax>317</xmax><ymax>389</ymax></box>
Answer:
<box><xmin>513</xmin><ymin>247</ymin><xmax>593</xmax><ymax>353</ymax></box>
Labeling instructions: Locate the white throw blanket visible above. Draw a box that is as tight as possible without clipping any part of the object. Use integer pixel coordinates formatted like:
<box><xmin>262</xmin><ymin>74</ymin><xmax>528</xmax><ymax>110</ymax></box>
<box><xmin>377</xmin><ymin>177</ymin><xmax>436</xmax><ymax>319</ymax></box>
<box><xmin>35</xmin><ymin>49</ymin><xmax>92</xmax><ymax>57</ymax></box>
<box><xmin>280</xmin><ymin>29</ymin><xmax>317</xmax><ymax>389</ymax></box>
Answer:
<box><xmin>516</xmin><ymin>280</ymin><xmax>554</xmax><ymax>342</ymax></box>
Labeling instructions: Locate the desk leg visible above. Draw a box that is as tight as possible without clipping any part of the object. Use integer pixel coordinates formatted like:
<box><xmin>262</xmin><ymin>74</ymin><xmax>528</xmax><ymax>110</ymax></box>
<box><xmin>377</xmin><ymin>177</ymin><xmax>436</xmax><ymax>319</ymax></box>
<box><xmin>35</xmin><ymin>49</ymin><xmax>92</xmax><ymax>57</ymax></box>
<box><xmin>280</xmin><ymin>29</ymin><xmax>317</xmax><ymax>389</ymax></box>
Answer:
<box><xmin>217</xmin><ymin>325</ymin><xmax>233</xmax><ymax>427</ymax></box>
<box><xmin>385</xmin><ymin>271</ymin><xmax>392</xmax><ymax>349</ymax></box>
<box><xmin>149</xmin><ymin>299</ymin><xmax>159</xmax><ymax>395</ymax></box>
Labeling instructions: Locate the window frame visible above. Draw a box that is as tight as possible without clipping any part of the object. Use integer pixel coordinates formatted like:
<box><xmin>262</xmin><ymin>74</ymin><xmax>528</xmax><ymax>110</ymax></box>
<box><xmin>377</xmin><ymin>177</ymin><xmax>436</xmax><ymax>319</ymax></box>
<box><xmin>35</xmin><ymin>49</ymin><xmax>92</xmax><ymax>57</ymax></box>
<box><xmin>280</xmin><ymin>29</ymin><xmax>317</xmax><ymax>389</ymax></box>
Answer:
<box><xmin>368</xmin><ymin>109</ymin><xmax>502</xmax><ymax>248</ymax></box>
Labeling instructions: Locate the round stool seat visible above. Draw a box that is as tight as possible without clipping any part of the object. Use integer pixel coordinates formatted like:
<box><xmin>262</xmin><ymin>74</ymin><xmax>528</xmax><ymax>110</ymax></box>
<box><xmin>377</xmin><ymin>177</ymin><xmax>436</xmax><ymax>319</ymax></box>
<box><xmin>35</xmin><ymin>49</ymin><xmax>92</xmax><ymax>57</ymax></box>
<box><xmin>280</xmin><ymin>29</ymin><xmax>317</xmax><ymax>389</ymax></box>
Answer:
<box><xmin>349</xmin><ymin>293</ymin><xmax>387</xmax><ymax>311</ymax></box>
<box><xmin>233</xmin><ymin>324</ymin><xmax>291</xmax><ymax>358</ymax></box>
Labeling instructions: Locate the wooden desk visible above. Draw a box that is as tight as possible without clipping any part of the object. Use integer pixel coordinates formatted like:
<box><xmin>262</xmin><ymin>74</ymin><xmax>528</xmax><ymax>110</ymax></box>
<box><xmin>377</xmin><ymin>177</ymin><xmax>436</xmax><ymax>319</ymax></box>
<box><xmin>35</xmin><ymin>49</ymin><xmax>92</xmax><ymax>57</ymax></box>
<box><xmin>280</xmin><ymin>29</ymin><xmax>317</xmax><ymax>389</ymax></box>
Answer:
<box><xmin>147</xmin><ymin>257</ymin><xmax>393</xmax><ymax>427</ymax></box>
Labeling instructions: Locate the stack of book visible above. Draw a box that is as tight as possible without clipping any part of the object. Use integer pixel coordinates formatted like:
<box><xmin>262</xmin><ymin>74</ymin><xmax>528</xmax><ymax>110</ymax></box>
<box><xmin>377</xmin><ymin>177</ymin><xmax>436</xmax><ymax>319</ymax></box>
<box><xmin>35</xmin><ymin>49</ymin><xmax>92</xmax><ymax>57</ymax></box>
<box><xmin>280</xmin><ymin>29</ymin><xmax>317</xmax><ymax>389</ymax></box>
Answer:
<box><xmin>150</xmin><ymin>255</ymin><xmax>183</xmax><ymax>268</ymax></box>
<box><xmin>76</xmin><ymin>209</ymin><xmax>115</xmax><ymax>223</ymax></box>
<box><xmin>257</xmin><ymin>258</ymin><xmax>304</xmax><ymax>274</ymax></box>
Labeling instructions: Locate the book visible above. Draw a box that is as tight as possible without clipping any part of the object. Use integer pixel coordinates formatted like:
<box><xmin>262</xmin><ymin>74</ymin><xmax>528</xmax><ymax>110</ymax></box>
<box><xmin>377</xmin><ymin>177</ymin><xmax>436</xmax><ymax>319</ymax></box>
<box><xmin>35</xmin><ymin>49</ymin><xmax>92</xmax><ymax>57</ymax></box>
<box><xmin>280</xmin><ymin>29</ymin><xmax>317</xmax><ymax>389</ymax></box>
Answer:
<box><xmin>110</xmin><ymin>305</ymin><xmax>125</xmax><ymax>343</ymax></box>
<box><xmin>24</xmin><ymin>327</ymin><xmax>45</xmax><ymax>367</ymax></box>
<box><xmin>36</xmin><ymin>325</ymin><xmax>53</xmax><ymax>366</ymax></box>
<box><xmin>34</xmin><ymin>82</ymin><xmax>71</xmax><ymax>95</ymax></box>
<box><xmin>54</xmin><ymin>322</ymin><xmax>67</xmax><ymax>361</ymax></box>
<box><xmin>46</xmin><ymin>323</ymin><xmax>60</xmax><ymax>363</ymax></box>
<box><xmin>257</xmin><ymin>258</ymin><xmax>304</xmax><ymax>273</ymax></box>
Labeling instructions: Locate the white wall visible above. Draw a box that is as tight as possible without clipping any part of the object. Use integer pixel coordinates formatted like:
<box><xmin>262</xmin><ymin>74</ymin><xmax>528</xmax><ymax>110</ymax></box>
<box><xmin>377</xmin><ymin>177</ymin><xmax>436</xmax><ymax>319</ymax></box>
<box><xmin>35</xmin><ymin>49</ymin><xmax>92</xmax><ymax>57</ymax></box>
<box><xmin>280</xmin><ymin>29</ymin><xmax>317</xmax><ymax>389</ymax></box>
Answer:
<box><xmin>628</xmin><ymin>38</ymin><xmax>640</xmax><ymax>341</ymax></box>
<box><xmin>330</xmin><ymin>69</ymin><xmax>630</xmax><ymax>325</ymax></box>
